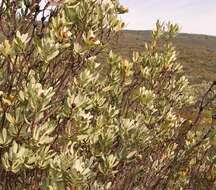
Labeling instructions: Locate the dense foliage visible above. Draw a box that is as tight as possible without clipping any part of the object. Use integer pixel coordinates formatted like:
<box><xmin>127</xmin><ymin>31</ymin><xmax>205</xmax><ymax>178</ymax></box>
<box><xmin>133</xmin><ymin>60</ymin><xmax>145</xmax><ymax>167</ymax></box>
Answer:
<box><xmin>0</xmin><ymin>0</ymin><xmax>216</xmax><ymax>189</ymax></box>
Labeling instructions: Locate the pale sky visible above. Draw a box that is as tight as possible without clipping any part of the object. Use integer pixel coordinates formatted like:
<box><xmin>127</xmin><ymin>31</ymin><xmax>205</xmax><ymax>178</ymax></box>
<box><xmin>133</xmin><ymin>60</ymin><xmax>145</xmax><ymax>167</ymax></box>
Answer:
<box><xmin>120</xmin><ymin>0</ymin><xmax>216</xmax><ymax>36</ymax></box>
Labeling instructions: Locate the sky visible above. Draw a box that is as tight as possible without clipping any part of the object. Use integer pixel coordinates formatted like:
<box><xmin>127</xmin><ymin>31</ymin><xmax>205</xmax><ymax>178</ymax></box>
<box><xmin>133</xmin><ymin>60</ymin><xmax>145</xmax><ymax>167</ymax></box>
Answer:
<box><xmin>120</xmin><ymin>0</ymin><xmax>216</xmax><ymax>36</ymax></box>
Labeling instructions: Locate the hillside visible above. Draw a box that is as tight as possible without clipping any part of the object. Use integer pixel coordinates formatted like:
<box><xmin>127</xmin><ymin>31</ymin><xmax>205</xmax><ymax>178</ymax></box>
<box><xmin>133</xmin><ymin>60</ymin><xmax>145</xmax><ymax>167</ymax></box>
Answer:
<box><xmin>111</xmin><ymin>30</ymin><xmax>216</xmax><ymax>84</ymax></box>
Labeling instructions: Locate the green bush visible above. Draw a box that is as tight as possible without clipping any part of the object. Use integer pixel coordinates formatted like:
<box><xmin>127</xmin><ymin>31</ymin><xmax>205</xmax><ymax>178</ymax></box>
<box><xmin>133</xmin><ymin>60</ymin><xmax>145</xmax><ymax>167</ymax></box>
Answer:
<box><xmin>0</xmin><ymin>0</ymin><xmax>216</xmax><ymax>189</ymax></box>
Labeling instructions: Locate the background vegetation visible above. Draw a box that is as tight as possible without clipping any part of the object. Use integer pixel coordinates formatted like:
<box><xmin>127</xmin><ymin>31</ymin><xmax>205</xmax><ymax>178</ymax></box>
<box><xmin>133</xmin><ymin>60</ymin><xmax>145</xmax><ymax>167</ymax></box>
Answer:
<box><xmin>111</xmin><ymin>30</ymin><xmax>216</xmax><ymax>84</ymax></box>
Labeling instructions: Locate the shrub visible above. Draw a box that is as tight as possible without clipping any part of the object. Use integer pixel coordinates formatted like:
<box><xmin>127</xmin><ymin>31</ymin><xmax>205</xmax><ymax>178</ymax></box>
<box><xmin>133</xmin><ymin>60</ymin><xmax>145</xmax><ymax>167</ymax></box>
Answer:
<box><xmin>0</xmin><ymin>0</ymin><xmax>216</xmax><ymax>189</ymax></box>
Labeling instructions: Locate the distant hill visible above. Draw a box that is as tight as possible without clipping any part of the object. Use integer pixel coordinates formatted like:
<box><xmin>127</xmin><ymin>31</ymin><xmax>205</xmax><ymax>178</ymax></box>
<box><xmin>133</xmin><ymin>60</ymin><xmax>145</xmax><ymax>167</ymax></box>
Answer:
<box><xmin>110</xmin><ymin>30</ymin><xmax>216</xmax><ymax>84</ymax></box>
